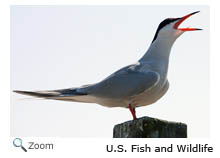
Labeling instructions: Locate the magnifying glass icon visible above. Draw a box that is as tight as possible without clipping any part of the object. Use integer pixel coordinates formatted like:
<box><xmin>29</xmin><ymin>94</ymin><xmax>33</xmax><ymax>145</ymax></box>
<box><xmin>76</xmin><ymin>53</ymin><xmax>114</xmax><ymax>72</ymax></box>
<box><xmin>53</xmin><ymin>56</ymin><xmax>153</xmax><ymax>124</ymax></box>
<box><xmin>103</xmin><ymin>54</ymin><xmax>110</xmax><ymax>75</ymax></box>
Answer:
<box><xmin>13</xmin><ymin>138</ymin><xmax>27</xmax><ymax>152</ymax></box>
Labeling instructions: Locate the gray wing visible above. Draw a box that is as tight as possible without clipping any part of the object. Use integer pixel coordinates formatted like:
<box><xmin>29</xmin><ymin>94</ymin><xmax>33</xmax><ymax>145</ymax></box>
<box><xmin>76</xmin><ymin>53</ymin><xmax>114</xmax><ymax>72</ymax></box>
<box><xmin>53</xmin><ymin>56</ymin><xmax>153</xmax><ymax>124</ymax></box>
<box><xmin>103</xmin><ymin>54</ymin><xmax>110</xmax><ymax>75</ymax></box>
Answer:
<box><xmin>86</xmin><ymin>69</ymin><xmax>160</xmax><ymax>99</ymax></box>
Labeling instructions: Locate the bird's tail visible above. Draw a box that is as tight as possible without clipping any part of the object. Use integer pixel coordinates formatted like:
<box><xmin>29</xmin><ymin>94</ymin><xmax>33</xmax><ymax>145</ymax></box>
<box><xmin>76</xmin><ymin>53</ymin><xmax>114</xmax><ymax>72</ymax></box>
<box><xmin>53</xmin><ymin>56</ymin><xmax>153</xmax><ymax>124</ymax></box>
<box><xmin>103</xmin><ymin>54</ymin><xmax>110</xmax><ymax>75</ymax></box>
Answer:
<box><xmin>13</xmin><ymin>88</ymin><xmax>94</xmax><ymax>103</ymax></box>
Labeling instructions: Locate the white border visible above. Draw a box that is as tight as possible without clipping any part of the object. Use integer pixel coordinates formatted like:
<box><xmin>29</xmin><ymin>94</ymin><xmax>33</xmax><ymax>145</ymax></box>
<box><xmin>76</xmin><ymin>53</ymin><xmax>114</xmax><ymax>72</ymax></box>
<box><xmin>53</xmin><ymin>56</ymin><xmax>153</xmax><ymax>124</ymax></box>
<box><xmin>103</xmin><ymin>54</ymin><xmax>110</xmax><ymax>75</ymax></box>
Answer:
<box><xmin>0</xmin><ymin>0</ymin><xmax>220</xmax><ymax>157</ymax></box>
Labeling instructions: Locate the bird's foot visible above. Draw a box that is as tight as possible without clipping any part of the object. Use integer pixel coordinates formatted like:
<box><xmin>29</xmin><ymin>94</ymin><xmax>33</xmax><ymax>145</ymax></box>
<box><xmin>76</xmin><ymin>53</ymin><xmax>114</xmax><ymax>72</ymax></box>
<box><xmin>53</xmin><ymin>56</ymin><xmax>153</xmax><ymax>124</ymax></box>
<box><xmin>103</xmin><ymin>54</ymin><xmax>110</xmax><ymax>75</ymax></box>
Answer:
<box><xmin>128</xmin><ymin>104</ymin><xmax>137</xmax><ymax>120</ymax></box>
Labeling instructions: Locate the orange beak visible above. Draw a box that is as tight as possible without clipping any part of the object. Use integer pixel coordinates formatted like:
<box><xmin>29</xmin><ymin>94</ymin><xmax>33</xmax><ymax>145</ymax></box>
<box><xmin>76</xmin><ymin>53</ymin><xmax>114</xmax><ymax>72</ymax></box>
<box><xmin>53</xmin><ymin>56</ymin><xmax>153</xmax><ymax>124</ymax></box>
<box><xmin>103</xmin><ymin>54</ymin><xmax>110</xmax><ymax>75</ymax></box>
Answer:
<box><xmin>174</xmin><ymin>11</ymin><xmax>202</xmax><ymax>31</ymax></box>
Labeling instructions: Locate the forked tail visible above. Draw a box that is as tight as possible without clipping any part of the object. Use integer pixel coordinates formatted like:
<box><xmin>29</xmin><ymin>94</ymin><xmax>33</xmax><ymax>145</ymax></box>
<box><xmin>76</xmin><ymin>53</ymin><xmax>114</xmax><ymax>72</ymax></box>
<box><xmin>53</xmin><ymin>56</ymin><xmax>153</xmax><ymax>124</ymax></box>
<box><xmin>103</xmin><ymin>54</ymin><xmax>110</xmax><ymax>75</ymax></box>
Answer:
<box><xmin>13</xmin><ymin>88</ymin><xmax>91</xmax><ymax>102</ymax></box>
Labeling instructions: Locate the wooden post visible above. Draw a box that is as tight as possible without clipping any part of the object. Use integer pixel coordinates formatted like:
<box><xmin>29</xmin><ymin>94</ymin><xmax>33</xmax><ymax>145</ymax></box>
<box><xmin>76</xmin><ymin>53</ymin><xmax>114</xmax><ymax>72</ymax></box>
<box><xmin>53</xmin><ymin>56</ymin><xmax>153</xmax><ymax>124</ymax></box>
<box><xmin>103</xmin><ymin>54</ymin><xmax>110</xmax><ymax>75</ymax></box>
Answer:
<box><xmin>113</xmin><ymin>116</ymin><xmax>187</xmax><ymax>138</ymax></box>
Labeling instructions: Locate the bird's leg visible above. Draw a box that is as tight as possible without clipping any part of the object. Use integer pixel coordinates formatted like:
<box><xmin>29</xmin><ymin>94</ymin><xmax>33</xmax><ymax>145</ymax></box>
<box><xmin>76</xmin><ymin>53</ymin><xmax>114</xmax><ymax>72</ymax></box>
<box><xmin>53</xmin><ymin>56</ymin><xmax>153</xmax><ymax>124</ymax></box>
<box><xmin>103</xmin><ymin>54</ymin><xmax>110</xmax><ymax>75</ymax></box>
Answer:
<box><xmin>129</xmin><ymin>104</ymin><xmax>137</xmax><ymax>120</ymax></box>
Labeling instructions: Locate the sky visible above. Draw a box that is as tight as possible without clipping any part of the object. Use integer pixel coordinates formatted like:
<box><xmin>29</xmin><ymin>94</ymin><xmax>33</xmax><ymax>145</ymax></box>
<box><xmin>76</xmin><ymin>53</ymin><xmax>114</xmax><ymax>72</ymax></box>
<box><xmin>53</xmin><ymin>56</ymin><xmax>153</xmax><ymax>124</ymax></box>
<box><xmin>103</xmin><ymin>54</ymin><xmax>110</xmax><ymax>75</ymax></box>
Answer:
<box><xmin>11</xmin><ymin>5</ymin><xmax>209</xmax><ymax>137</ymax></box>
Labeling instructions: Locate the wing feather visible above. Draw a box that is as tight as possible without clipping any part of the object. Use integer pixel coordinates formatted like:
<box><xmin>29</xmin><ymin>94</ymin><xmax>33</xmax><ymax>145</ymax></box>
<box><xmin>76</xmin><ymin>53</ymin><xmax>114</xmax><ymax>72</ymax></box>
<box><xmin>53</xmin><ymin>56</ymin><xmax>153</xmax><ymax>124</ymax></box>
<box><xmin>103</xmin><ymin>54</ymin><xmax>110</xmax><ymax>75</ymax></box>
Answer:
<box><xmin>88</xmin><ymin>70</ymin><xmax>160</xmax><ymax>98</ymax></box>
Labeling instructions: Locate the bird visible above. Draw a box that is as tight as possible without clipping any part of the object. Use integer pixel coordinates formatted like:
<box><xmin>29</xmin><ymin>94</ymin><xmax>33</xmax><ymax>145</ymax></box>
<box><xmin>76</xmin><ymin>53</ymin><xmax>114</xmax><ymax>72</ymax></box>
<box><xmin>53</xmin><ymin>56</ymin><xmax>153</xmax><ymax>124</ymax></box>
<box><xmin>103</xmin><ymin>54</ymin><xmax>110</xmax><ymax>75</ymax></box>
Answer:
<box><xmin>14</xmin><ymin>11</ymin><xmax>201</xmax><ymax>120</ymax></box>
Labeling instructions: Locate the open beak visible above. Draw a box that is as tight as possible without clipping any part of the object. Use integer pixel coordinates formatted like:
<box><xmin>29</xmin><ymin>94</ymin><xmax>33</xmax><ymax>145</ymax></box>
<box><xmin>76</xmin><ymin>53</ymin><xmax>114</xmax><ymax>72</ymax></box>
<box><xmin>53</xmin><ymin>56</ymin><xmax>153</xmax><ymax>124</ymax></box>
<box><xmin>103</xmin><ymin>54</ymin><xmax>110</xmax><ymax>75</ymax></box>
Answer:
<box><xmin>174</xmin><ymin>11</ymin><xmax>202</xmax><ymax>31</ymax></box>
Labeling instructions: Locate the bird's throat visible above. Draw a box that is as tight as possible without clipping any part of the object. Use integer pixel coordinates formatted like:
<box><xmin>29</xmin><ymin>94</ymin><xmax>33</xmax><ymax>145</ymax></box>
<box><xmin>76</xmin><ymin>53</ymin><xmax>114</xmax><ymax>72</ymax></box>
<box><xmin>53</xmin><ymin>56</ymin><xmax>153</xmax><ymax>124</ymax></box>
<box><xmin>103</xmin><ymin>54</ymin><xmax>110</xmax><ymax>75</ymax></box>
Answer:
<box><xmin>139</xmin><ymin>38</ymin><xmax>175</xmax><ymax>64</ymax></box>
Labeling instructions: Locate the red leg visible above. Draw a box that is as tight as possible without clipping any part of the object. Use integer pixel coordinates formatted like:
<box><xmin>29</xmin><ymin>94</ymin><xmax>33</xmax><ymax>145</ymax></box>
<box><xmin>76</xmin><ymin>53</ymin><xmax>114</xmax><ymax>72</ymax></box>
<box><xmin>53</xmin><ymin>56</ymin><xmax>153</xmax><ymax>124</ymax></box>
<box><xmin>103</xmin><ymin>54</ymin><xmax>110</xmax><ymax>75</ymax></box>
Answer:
<box><xmin>129</xmin><ymin>104</ymin><xmax>137</xmax><ymax>120</ymax></box>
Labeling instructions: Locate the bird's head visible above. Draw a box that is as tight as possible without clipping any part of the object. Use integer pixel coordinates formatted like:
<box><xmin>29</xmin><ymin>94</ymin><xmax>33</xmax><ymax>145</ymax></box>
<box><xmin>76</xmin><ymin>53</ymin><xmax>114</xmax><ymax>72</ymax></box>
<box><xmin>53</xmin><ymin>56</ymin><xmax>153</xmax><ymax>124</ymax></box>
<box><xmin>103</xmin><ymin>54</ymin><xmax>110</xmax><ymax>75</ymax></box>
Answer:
<box><xmin>152</xmin><ymin>11</ymin><xmax>202</xmax><ymax>43</ymax></box>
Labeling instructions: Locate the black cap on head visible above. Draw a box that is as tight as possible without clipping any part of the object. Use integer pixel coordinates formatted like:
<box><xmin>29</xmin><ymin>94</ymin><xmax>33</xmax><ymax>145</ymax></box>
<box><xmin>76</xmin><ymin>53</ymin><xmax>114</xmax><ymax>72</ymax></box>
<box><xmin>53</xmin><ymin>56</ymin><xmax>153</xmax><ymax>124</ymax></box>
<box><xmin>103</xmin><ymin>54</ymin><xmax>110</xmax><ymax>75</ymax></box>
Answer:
<box><xmin>152</xmin><ymin>18</ymin><xmax>180</xmax><ymax>43</ymax></box>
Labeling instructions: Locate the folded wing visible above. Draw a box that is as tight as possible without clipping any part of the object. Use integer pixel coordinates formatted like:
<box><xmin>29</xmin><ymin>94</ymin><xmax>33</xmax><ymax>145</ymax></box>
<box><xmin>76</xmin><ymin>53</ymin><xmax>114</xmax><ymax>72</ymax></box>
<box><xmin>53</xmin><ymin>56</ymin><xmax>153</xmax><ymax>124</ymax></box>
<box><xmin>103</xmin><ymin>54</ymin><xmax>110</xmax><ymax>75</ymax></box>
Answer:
<box><xmin>88</xmin><ymin>70</ymin><xmax>160</xmax><ymax>99</ymax></box>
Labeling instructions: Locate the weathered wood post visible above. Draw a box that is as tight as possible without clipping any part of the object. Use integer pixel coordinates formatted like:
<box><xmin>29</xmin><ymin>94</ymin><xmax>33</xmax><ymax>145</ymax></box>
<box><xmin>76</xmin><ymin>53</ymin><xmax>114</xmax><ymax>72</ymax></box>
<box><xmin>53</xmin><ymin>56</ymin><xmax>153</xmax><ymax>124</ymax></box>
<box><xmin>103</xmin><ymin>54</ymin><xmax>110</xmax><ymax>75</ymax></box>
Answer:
<box><xmin>113</xmin><ymin>116</ymin><xmax>187</xmax><ymax>138</ymax></box>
